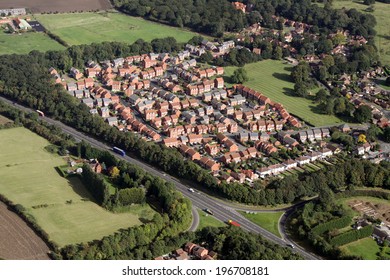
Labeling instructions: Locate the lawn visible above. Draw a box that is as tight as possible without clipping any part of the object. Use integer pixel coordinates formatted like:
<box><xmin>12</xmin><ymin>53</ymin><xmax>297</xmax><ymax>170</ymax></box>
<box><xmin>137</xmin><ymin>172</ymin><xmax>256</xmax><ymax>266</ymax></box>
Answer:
<box><xmin>0</xmin><ymin>31</ymin><xmax>65</xmax><ymax>55</ymax></box>
<box><xmin>341</xmin><ymin>237</ymin><xmax>390</xmax><ymax>260</ymax></box>
<box><xmin>0</xmin><ymin>127</ymin><xmax>156</xmax><ymax>247</ymax></box>
<box><xmin>197</xmin><ymin>209</ymin><xmax>227</xmax><ymax>231</ymax></box>
<box><xmin>240</xmin><ymin>211</ymin><xmax>283</xmax><ymax>237</ymax></box>
<box><xmin>224</xmin><ymin>60</ymin><xmax>346</xmax><ymax>127</ymax></box>
<box><xmin>331</xmin><ymin>0</ymin><xmax>390</xmax><ymax>66</ymax></box>
<box><xmin>35</xmin><ymin>11</ymin><xmax>204</xmax><ymax>46</ymax></box>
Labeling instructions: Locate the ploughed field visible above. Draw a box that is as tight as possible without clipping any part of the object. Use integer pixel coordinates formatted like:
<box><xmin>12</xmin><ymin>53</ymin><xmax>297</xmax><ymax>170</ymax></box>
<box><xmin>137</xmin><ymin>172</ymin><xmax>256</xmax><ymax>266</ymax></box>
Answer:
<box><xmin>0</xmin><ymin>201</ymin><xmax>50</xmax><ymax>260</ymax></box>
<box><xmin>0</xmin><ymin>0</ymin><xmax>111</xmax><ymax>13</ymax></box>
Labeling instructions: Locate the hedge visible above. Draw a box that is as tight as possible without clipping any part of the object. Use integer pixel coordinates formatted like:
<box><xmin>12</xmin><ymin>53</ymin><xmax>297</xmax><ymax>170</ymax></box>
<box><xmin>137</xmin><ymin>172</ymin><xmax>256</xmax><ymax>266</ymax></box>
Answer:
<box><xmin>330</xmin><ymin>225</ymin><xmax>373</xmax><ymax>246</ymax></box>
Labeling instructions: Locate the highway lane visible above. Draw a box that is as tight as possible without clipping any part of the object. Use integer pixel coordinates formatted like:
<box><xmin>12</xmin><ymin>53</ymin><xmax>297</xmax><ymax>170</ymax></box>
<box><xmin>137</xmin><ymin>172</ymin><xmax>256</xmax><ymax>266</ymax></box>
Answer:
<box><xmin>0</xmin><ymin>96</ymin><xmax>319</xmax><ymax>260</ymax></box>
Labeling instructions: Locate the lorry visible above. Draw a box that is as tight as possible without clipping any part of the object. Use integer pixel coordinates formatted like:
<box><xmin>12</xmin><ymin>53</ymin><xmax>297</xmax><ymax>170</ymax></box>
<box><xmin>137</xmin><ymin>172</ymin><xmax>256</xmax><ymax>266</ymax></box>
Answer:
<box><xmin>228</xmin><ymin>219</ymin><xmax>240</xmax><ymax>227</ymax></box>
<box><xmin>113</xmin><ymin>146</ymin><xmax>126</xmax><ymax>156</ymax></box>
<box><xmin>36</xmin><ymin>110</ymin><xmax>45</xmax><ymax>117</ymax></box>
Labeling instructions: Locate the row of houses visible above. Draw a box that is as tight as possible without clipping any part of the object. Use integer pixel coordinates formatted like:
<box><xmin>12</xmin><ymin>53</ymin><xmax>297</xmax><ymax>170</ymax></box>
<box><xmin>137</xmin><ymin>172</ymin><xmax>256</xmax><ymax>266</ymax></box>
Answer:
<box><xmin>256</xmin><ymin>148</ymin><xmax>334</xmax><ymax>177</ymax></box>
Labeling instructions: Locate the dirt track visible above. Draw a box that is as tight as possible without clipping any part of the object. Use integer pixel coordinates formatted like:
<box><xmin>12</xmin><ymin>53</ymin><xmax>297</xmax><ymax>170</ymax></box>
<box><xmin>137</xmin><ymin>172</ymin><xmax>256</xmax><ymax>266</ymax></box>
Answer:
<box><xmin>0</xmin><ymin>0</ymin><xmax>111</xmax><ymax>13</ymax></box>
<box><xmin>0</xmin><ymin>201</ymin><xmax>50</xmax><ymax>260</ymax></box>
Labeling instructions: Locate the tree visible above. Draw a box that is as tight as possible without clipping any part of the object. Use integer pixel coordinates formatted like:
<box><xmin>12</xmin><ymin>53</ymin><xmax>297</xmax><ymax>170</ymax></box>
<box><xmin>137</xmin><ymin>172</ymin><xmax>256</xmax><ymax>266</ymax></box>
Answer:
<box><xmin>354</xmin><ymin>105</ymin><xmax>372</xmax><ymax>123</ymax></box>
<box><xmin>358</xmin><ymin>134</ymin><xmax>367</xmax><ymax>144</ymax></box>
<box><xmin>273</xmin><ymin>46</ymin><xmax>283</xmax><ymax>60</ymax></box>
<box><xmin>386</xmin><ymin>77</ymin><xmax>390</xmax><ymax>86</ymax></box>
<box><xmin>291</xmin><ymin>61</ymin><xmax>310</xmax><ymax>83</ymax></box>
<box><xmin>110</xmin><ymin>166</ymin><xmax>120</xmax><ymax>178</ymax></box>
<box><xmin>366</xmin><ymin>125</ymin><xmax>382</xmax><ymax>141</ymax></box>
<box><xmin>363</xmin><ymin>0</ymin><xmax>375</xmax><ymax>4</ymax></box>
<box><xmin>294</xmin><ymin>82</ymin><xmax>309</xmax><ymax>97</ymax></box>
<box><xmin>231</xmin><ymin>68</ymin><xmax>249</xmax><ymax>84</ymax></box>
<box><xmin>383</xmin><ymin>127</ymin><xmax>390</xmax><ymax>143</ymax></box>
<box><xmin>315</xmin><ymin>89</ymin><xmax>328</xmax><ymax>103</ymax></box>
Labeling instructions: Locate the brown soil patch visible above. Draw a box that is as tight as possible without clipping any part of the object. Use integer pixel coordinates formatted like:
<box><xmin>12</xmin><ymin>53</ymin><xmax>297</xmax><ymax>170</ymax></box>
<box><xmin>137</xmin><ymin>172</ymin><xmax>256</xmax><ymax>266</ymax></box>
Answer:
<box><xmin>0</xmin><ymin>0</ymin><xmax>111</xmax><ymax>13</ymax></box>
<box><xmin>348</xmin><ymin>199</ymin><xmax>390</xmax><ymax>227</ymax></box>
<box><xmin>0</xmin><ymin>201</ymin><xmax>50</xmax><ymax>259</ymax></box>
<box><xmin>0</xmin><ymin>115</ymin><xmax>13</xmax><ymax>125</ymax></box>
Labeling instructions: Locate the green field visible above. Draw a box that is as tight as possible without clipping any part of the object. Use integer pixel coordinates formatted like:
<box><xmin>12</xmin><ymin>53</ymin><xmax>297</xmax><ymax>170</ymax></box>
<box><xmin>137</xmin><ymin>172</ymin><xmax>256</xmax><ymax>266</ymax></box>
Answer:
<box><xmin>331</xmin><ymin>0</ymin><xmax>390</xmax><ymax>66</ymax></box>
<box><xmin>240</xmin><ymin>211</ymin><xmax>283</xmax><ymax>237</ymax></box>
<box><xmin>0</xmin><ymin>127</ymin><xmax>156</xmax><ymax>246</ymax></box>
<box><xmin>224</xmin><ymin>60</ymin><xmax>345</xmax><ymax>126</ymax></box>
<box><xmin>35</xmin><ymin>11</ymin><xmax>203</xmax><ymax>46</ymax></box>
<box><xmin>0</xmin><ymin>32</ymin><xmax>65</xmax><ymax>55</ymax></box>
<box><xmin>197</xmin><ymin>209</ymin><xmax>227</xmax><ymax>230</ymax></box>
<box><xmin>341</xmin><ymin>237</ymin><xmax>390</xmax><ymax>259</ymax></box>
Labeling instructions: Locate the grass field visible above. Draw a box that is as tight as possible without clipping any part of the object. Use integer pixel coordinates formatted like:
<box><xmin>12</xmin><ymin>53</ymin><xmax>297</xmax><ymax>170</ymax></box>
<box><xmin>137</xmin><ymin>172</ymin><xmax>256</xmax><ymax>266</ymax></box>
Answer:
<box><xmin>224</xmin><ymin>60</ymin><xmax>346</xmax><ymax>127</ymax></box>
<box><xmin>341</xmin><ymin>237</ymin><xmax>390</xmax><ymax>259</ymax></box>
<box><xmin>240</xmin><ymin>211</ymin><xmax>283</xmax><ymax>237</ymax></box>
<box><xmin>35</xmin><ymin>11</ymin><xmax>203</xmax><ymax>46</ymax></box>
<box><xmin>197</xmin><ymin>209</ymin><xmax>227</xmax><ymax>231</ymax></box>
<box><xmin>331</xmin><ymin>0</ymin><xmax>390</xmax><ymax>66</ymax></box>
<box><xmin>0</xmin><ymin>127</ymin><xmax>156</xmax><ymax>247</ymax></box>
<box><xmin>0</xmin><ymin>32</ymin><xmax>65</xmax><ymax>55</ymax></box>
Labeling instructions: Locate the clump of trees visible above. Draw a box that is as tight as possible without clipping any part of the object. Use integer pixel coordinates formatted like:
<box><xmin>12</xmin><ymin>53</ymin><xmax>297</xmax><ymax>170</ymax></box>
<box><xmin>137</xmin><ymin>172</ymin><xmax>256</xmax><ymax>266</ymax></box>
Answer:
<box><xmin>231</xmin><ymin>67</ymin><xmax>249</xmax><ymax>84</ymax></box>
<box><xmin>196</xmin><ymin>226</ymin><xmax>303</xmax><ymax>260</ymax></box>
<box><xmin>112</xmin><ymin>0</ymin><xmax>246</xmax><ymax>37</ymax></box>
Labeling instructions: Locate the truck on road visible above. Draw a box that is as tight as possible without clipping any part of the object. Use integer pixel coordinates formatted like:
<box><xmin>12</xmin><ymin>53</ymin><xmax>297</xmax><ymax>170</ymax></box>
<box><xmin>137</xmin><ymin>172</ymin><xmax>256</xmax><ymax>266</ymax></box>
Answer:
<box><xmin>36</xmin><ymin>110</ymin><xmax>45</xmax><ymax>117</ymax></box>
<box><xmin>113</xmin><ymin>146</ymin><xmax>126</xmax><ymax>156</ymax></box>
<box><xmin>228</xmin><ymin>220</ymin><xmax>240</xmax><ymax>227</ymax></box>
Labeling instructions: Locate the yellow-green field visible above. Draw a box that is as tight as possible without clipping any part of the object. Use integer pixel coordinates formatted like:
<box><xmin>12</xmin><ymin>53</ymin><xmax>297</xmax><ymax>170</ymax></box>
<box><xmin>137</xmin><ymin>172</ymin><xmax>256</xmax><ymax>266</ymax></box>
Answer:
<box><xmin>240</xmin><ymin>211</ymin><xmax>283</xmax><ymax>238</ymax></box>
<box><xmin>0</xmin><ymin>32</ymin><xmax>65</xmax><ymax>55</ymax></box>
<box><xmin>331</xmin><ymin>0</ymin><xmax>390</xmax><ymax>65</ymax></box>
<box><xmin>0</xmin><ymin>127</ymin><xmax>156</xmax><ymax>247</ymax></box>
<box><xmin>224</xmin><ymin>60</ymin><xmax>346</xmax><ymax>126</ymax></box>
<box><xmin>35</xmin><ymin>11</ymin><xmax>203</xmax><ymax>46</ymax></box>
<box><xmin>341</xmin><ymin>237</ymin><xmax>390</xmax><ymax>259</ymax></box>
<box><xmin>197</xmin><ymin>209</ymin><xmax>227</xmax><ymax>231</ymax></box>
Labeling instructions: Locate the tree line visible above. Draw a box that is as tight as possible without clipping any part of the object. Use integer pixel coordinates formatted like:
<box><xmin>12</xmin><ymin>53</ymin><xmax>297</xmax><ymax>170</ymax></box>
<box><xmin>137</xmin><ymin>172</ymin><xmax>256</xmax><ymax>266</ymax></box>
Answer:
<box><xmin>112</xmin><ymin>0</ymin><xmax>377</xmax><ymax>39</ymax></box>
<box><xmin>112</xmin><ymin>0</ymin><xmax>247</xmax><ymax>37</ymax></box>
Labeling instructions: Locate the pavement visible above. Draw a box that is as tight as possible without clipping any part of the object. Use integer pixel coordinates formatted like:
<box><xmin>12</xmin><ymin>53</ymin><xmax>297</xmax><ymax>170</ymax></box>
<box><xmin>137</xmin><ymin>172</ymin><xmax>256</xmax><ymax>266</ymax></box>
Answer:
<box><xmin>0</xmin><ymin>95</ymin><xmax>320</xmax><ymax>260</ymax></box>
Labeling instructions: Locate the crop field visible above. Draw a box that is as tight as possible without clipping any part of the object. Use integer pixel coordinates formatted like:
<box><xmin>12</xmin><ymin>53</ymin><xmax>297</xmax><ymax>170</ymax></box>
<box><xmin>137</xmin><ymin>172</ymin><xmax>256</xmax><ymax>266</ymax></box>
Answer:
<box><xmin>224</xmin><ymin>60</ymin><xmax>345</xmax><ymax>127</ymax></box>
<box><xmin>0</xmin><ymin>32</ymin><xmax>65</xmax><ymax>55</ymax></box>
<box><xmin>0</xmin><ymin>201</ymin><xmax>50</xmax><ymax>260</ymax></box>
<box><xmin>240</xmin><ymin>211</ymin><xmax>283</xmax><ymax>238</ymax></box>
<box><xmin>35</xmin><ymin>12</ymin><xmax>203</xmax><ymax>46</ymax></box>
<box><xmin>331</xmin><ymin>0</ymin><xmax>390</xmax><ymax>66</ymax></box>
<box><xmin>0</xmin><ymin>127</ymin><xmax>156</xmax><ymax>247</ymax></box>
<box><xmin>0</xmin><ymin>0</ymin><xmax>111</xmax><ymax>13</ymax></box>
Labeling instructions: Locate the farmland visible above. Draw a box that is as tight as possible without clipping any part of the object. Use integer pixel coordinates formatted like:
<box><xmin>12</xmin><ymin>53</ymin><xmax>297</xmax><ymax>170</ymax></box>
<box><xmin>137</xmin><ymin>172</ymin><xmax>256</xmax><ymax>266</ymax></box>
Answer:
<box><xmin>331</xmin><ymin>0</ymin><xmax>390</xmax><ymax>66</ymax></box>
<box><xmin>0</xmin><ymin>0</ymin><xmax>111</xmax><ymax>13</ymax></box>
<box><xmin>0</xmin><ymin>201</ymin><xmax>50</xmax><ymax>260</ymax></box>
<box><xmin>0</xmin><ymin>32</ymin><xmax>65</xmax><ymax>55</ymax></box>
<box><xmin>240</xmin><ymin>211</ymin><xmax>283</xmax><ymax>238</ymax></box>
<box><xmin>0</xmin><ymin>127</ymin><xmax>156</xmax><ymax>247</ymax></box>
<box><xmin>224</xmin><ymin>60</ymin><xmax>346</xmax><ymax>127</ymax></box>
<box><xmin>35</xmin><ymin>12</ymin><xmax>203</xmax><ymax>46</ymax></box>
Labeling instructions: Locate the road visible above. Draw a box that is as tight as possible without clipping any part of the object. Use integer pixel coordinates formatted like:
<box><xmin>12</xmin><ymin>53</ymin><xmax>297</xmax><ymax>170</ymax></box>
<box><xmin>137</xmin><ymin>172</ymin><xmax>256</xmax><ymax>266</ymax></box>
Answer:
<box><xmin>0</xmin><ymin>95</ymin><xmax>320</xmax><ymax>260</ymax></box>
